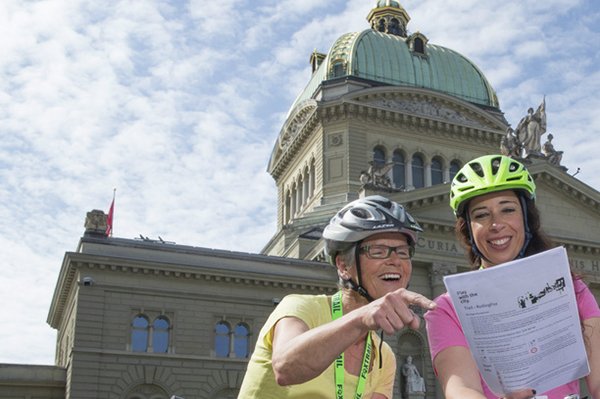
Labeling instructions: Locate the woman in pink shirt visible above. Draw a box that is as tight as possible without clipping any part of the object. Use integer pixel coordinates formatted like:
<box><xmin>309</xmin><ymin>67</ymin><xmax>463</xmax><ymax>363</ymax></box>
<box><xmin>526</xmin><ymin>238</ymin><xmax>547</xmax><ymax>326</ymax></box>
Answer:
<box><xmin>425</xmin><ymin>155</ymin><xmax>600</xmax><ymax>399</ymax></box>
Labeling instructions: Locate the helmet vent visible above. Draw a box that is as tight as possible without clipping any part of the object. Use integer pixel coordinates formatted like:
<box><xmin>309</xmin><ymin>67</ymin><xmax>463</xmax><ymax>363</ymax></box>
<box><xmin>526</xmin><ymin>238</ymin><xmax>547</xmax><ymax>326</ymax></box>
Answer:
<box><xmin>509</xmin><ymin>161</ymin><xmax>519</xmax><ymax>172</ymax></box>
<box><xmin>456</xmin><ymin>173</ymin><xmax>468</xmax><ymax>183</ymax></box>
<box><xmin>373</xmin><ymin>198</ymin><xmax>392</xmax><ymax>209</ymax></box>
<box><xmin>350</xmin><ymin>208</ymin><xmax>370</xmax><ymax>219</ymax></box>
<box><xmin>470</xmin><ymin>162</ymin><xmax>484</xmax><ymax>178</ymax></box>
<box><xmin>491</xmin><ymin>157</ymin><xmax>501</xmax><ymax>175</ymax></box>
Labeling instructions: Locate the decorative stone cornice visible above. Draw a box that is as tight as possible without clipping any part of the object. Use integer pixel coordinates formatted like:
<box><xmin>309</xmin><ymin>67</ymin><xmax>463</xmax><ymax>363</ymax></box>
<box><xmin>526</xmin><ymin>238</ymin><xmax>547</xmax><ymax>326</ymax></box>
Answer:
<box><xmin>418</xmin><ymin>221</ymin><xmax>455</xmax><ymax>234</ymax></box>
<box><xmin>269</xmin><ymin>101</ymin><xmax>319</xmax><ymax>179</ymax></box>
<box><xmin>277</xmin><ymin>102</ymin><xmax>317</xmax><ymax>150</ymax></box>
<box><xmin>363</xmin><ymin>95</ymin><xmax>489</xmax><ymax>129</ymax></box>
<box><xmin>402</xmin><ymin>192</ymin><xmax>450</xmax><ymax>211</ymax></box>
<box><xmin>554</xmin><ymin>241</ymin><xmax>600</xmax><ymax>256</ymax></box>
<box><xmin>318</xmin><ymin>100</ymin><xmax>503</xmax><ymax>147</ymax></box>
<box><xmin>74</xmin><ymin>258</ymin><xmax>335</xmax><ymax>292</ymax></box>
<box><xmin>535</xmin><ymin>171</ymin><xmax>600</xmax><ymax>213</ymax></box>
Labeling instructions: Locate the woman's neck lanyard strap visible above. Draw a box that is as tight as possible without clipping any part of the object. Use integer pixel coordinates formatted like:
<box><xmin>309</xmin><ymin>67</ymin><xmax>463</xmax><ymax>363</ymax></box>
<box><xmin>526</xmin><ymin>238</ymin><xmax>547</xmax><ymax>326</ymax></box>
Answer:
<box><xmin>331</xmin><ymin>291</ymin><xmax>372</xmax><ymax>399</ymax></box>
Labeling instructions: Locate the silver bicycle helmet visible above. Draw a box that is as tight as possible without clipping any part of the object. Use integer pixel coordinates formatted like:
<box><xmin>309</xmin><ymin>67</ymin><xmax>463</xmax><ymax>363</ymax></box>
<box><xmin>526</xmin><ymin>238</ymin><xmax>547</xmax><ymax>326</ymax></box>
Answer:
<box><xmin>323</xmin><ymin>195</ymin><xmax>423</xmax><ymax>265</ymax></box>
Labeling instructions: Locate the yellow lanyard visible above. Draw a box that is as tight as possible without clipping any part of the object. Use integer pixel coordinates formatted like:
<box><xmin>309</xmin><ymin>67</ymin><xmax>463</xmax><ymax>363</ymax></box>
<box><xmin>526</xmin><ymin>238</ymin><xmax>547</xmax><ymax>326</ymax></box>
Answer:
<box><xmin>331</xmin><ymin>291</ymin><xmax>372</xmax><ymax>399</ymax></box>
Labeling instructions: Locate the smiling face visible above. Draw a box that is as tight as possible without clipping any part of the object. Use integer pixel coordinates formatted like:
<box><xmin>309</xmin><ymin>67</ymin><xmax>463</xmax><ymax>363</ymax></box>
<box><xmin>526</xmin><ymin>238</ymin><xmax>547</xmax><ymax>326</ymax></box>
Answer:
<box><xmin>467</xmin><ymin>190</ymin><xmax>525</xmax><ymax>268</ymax></box>
<box><xmin>338</xmin><ymin>232</ymin><xmax>413</xmax><ymax>299</ymax></box>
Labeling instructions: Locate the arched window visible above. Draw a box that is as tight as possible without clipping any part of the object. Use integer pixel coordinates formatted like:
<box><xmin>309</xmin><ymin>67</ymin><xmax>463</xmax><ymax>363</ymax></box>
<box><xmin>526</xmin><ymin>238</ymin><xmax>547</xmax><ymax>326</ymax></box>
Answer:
<box><xmin>378</xmin><ymin>19</ymin><xmax>386</xmax><ymax>32</ymax></box>
<box><xmin>303</xmin><ymin>167</ymin><xmax>310</xmax><ymax>203</ymax></box>
<box><xmin>297</xmin><ymin>177</ymin><xmax>304</xmax><ymax>211</ymax></box>
<box><xmin>152</xmin><ymin>316</ymin><xmax>170</xmax><ymax>353</ymax></box>
<box><xmin>431</xmin><ymin>157</ymin><xmax>444</xmax><ymax>185</ymax></box>
<box><xmin>389</xmin><ymin>18</ymin><xmax>400</xmax><ymax>35</ymax></box>
<box><xmin>412</xmin><ymin>154</ymin><xmax>425</xmax><ymax>188</ymax></box>
<box><xmin>125</xmin><ymin>383</ymin><xmax>169</xmax><ymax>399</ymax></box>
<box><xmin>373</xmin><ymin>146</ymin><xmax>386</xmax><ymax>168</ymax></box>
<box><xmin>392</xmin><ymin>151</ymin><xmax>405</xmax><ymax>189</ymax></box>
<box><xmin>233</xmin><ymin>323</ymin><xmax>251</xmax><ymax>358</ymax></box>
<box><xmin>291</xmin><ymin>183</ymin><xmax>298</xmax><ymax>217</ymax></box>
<box><xmin>450</xmin><ymin>160</ymin><xmax>461</xmax><ymax>181</ymax></box>
<box><xmin>332</xmin><ymin>61</ymin><xmax>346</xmax><ymax>78</ymax></box>
<box><xmin>414</xmin><ymin>37</ymin><xmax>425</xmax><ymax>54</ymax></box>
<box><xmin>284</xmin><ymin>191</ymin><xmax>291</xmax><ymax>224</ymax></box>
<box><xmin>309</xmin><ymin>159</ymin><xmax>316</xmax><ymax>197</ymax></box>
<box><xmin>215</xmin><ymin>321</ymin><xmax>231</xmax><ymax>358</ymax></box>
<box><xmin>131</xmin><ymin>315</ymin><xmax>149</xmax><ymax>352</ymax></box>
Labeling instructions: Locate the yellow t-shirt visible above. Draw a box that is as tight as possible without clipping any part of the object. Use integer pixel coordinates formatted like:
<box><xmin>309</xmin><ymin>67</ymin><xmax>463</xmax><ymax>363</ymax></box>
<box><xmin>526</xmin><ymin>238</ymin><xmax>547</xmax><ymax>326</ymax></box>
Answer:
<box><xmin>238</xmin><ymin>294</ymin><xmax>396</xmax><ymax>399</ymax></box>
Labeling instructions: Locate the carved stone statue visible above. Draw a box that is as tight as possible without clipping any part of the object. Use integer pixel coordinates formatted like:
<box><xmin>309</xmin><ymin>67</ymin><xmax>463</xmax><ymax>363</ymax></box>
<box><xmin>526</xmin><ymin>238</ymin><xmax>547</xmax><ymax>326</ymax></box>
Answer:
<box><xmin>542</xmin><ymin>133</ymin><xmax>563</xmax><ymax>166</ymax></box>
<box><xmin>85</xmin><ymin>209</ymin><xmax>108</xmax><ymax>235</ymax></box>
<box><xmin>402</xmin><ymin>356</ymin><xmax>426</xmax><ymax>395</ymax></box>
<box><xmin>500</xmin><ymin>127</ymin><xmax>521</xmax><ymax>158</ymax></box>
<box><xmin>515</xmin><ymin>98</ymin><xmax>546</xmax><ymax>157</ymax></box>
<box><xmin>361</xmin><ymin>161</ymin><xmax>393</xmax><ymax>189</ymax></box>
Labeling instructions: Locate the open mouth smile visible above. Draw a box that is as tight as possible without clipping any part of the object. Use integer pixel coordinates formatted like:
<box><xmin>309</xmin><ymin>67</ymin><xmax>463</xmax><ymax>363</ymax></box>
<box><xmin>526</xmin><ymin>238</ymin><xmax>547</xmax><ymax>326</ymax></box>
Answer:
<box><xmin>380</xmin><ymin>273</ymin><xmax>401</xmax><ymax>281</ymax></box>
<box><xmin>488</xmin><ymin>237</ymin><xmax>510</xmax><ymax>248</ymax></box>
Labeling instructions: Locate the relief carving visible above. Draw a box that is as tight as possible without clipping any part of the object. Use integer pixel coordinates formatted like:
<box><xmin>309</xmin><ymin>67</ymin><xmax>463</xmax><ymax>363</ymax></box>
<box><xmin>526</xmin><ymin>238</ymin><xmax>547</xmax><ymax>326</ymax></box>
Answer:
<box><xmin>366</xmin><ymin>97</ymin><xmax>486</xmax><ymax>128</ymax></box>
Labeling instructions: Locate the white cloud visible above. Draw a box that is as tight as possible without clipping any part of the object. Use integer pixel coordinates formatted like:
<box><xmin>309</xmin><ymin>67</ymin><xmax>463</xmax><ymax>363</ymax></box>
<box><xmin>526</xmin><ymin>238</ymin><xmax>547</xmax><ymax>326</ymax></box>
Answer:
<box><xmin>1</xmin><ymin>0</ymin><xmax>599</xmax><ymax>365</ymax></box>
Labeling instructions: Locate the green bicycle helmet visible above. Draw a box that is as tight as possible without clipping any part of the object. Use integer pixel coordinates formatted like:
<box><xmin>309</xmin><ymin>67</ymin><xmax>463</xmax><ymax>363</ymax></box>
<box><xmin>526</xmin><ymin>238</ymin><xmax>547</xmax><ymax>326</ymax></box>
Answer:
<box><xmin>450</xmin><ymin>155</ymin><xmax>536</xmax><ymax>216</ymax></box>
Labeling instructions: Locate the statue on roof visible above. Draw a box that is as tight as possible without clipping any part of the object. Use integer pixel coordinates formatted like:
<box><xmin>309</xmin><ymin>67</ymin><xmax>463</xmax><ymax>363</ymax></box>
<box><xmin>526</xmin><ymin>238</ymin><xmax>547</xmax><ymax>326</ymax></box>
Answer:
<box><xmin>360</xmin><ymin>161</ymin><xmax>394</xmax><ymax>189</ymax></box>
<box><xmin>515</xmin><ymin>98</ymin><xmax>546</xmax><ymax>157</ymax></box>
<box><xmin>84</xmin><ymin>209</ymin><xmax>108</xmax><ymax>236</ymax></box>
<box><xmin>542</xmin><ymin>133</ymin><xmax>563</xmax><ymax>166</ymax></box>
<box><xmin>500</xmin><ymin>127</ymin><xmax>522</xmax><ymax>158</ymax></box>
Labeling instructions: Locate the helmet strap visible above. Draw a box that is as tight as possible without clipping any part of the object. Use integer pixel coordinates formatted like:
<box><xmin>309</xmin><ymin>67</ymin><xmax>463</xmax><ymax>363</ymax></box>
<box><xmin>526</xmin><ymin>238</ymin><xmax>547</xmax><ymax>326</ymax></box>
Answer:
<box><xmin>465</xmin><ymin>212</ymin><xmax>488</xmax><ymax>265</ymax></box>
<box><xmin>517</xmin><ymin>194</ymin><xmax>532</xmax><ymax>259</ymax></box>
<box><xmin>347</xmin><ymin>240</ymin><xmax>374</xmax><ymax>302</ymax></box>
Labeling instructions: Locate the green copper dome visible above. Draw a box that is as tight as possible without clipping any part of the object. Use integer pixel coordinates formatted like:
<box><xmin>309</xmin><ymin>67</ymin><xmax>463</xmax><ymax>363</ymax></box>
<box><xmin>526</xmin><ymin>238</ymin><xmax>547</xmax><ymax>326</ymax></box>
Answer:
<box><xmin>287</xmin><ymin>2</ymin><xmax>499</xmax><ymax>114</ymax></box>
<box><xmin>331</xmin><ymin>30</ymin><xmax>497</xmax><ymax>107</ymax></box>
<box><xmin>294</xmin><ymin>29</ymin><xmax>498</xmax><ymax>111</ymax></box>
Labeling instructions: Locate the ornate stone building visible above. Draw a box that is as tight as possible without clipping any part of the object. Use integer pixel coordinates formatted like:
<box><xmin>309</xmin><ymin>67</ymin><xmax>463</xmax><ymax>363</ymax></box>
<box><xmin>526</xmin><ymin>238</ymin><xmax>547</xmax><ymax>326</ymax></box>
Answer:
<box><xmin>260</xmin><ymin>2</ymin><xmax>600</xmax><ymax>397</ymax></box>
<box><xmin>1</xmin><ymin>1</ymin><xmax>599</xmax><ymax>398</ymax></box>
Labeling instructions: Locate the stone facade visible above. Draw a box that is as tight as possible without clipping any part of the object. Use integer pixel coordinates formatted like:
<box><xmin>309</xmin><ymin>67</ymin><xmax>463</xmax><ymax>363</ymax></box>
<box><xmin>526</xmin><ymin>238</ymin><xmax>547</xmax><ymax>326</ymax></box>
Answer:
<box><xmin>2</xmin><ymin>177</ymin><xmax>597</xmax><ymax>398</ymax></box>
<box><xmin>41</xmin><ymin>234</ymin><xmax>340</xmax><ymax>398</ymax></box>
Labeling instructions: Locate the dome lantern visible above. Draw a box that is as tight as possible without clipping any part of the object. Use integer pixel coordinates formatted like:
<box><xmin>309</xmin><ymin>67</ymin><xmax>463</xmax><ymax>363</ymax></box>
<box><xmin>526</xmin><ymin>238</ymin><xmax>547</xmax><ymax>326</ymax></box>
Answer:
<box><xmin>367</xmin><ymin>0</ymin><xmax>410</xmax><ymax>37</ymax></box>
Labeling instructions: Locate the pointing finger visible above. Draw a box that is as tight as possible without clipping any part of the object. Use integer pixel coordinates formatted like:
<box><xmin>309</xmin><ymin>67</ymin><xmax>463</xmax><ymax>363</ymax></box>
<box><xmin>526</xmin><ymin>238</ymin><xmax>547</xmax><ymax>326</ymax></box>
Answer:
<box><xmin>398</xmin><ymin>289</ymin><xmax>437</xmax><ymax>311</ymax></box>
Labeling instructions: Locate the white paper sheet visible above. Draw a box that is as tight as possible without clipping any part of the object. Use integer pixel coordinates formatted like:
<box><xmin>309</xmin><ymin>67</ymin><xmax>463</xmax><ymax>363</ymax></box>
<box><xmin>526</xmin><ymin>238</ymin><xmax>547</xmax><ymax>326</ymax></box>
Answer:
<box><xmin>443</xmin><ymin>247</ymin><xmax>589</xmax><ymax>396</ymax></box>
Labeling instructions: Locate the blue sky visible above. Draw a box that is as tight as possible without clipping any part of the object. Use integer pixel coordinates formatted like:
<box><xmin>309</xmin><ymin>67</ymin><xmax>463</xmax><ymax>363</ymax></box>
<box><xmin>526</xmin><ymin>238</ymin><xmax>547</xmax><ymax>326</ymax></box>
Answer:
<box><xmin>1</xmin><ymin>0</ymin><xmax>599</xmax><ymax>365</ymax></box>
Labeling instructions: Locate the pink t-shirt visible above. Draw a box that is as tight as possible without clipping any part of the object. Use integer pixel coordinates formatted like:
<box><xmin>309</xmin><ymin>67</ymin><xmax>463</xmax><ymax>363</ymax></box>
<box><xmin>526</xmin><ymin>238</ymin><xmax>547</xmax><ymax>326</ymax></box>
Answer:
<box><xmin>425</xmin><ymin>278</ymin><xmax>600</xmax><ymax>399</ymax></box>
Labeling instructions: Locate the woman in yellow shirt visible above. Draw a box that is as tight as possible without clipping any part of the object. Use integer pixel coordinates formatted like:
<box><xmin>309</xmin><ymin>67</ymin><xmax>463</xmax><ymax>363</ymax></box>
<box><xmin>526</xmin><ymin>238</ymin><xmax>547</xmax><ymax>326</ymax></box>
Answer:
<box><xmin>239</xmin><ymin>195</ymin><xmax>436</xmax><ymax>398</ymax></box>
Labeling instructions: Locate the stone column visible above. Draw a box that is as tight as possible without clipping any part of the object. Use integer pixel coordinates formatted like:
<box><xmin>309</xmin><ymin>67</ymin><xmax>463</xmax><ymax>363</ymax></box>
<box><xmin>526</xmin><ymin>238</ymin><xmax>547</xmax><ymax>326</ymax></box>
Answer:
<box><xmin>424</xmin><ymin>162</ymin><xmax>432</xmax><ymax>187</ymax></box>
<box><xmin>443</xmin><ymin>167</ymin><xmax>450</xmax><ymax>184</ymax></box>
<box><xmin>406</xmin><ymin>159</ymin><xmax>414</xmax><ymax>190</ymax></box>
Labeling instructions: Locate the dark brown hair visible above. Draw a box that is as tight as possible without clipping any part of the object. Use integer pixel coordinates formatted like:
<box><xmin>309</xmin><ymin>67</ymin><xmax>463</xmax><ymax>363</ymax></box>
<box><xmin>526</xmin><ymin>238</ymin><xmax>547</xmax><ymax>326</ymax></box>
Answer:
<box><xmin>455</xmin><ymin>195</ymin><xmax>555</xmax><ymax>268</ymax></box>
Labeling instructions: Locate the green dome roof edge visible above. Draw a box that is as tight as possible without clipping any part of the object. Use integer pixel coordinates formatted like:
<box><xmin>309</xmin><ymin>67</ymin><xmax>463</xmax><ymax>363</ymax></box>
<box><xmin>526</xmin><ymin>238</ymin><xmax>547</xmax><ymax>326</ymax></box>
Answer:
<box><xmin>346</xmin><ymin>30</ymin><xmax>498</xmax><ymax>108</ymax></box>
<box><xmin>286</xmin><ymin>29</ymin><xmax>500</xmax><ymax>118</ymax></box>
